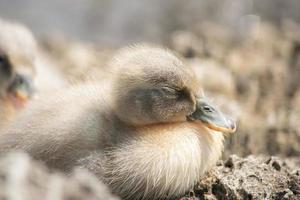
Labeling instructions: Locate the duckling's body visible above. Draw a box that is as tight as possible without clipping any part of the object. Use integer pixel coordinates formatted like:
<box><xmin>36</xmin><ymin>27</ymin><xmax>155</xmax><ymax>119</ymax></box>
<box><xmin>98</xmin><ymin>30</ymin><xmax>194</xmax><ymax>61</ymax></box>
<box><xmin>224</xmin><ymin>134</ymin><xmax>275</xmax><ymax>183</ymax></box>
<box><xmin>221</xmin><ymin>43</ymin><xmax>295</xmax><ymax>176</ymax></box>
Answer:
<box><xmin>0</xmin><ymin>45</ymin><xmax>234</xmax><ymax>199</ymax></box>
<box><xmin>79</xmin><ymin>120</ymin><xmax>224</xmax><ymax>199</ymax></box>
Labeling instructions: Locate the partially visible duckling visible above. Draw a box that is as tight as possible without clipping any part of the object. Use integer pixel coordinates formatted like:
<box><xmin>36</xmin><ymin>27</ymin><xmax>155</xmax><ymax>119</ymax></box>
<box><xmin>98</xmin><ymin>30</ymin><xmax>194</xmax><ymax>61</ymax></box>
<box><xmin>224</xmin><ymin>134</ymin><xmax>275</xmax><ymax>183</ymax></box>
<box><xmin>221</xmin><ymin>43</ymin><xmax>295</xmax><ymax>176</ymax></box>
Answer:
<box><xmin>0</xmin><ymin>18</ymin><xmax>67</xmax><ymax>128</ymax></box>
<box><xmin>0</xmin><ymin>45</ymin><xmax>236</xmax><ymax>199</ymax></box>
<box><xmin>0</xmin><ymin>19</ymin><xmax>36</xmax><ymax>128</ymax></box>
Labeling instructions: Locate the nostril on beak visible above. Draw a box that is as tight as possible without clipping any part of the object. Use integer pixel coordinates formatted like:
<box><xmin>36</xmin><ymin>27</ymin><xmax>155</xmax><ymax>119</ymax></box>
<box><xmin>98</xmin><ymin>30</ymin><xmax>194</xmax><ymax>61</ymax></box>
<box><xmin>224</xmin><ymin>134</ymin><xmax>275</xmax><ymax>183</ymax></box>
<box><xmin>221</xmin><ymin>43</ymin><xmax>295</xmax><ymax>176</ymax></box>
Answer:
<box><xmin>227</xmin><ymin>118</ymin><xmax>236</xmax><ymax>131</ymax></box>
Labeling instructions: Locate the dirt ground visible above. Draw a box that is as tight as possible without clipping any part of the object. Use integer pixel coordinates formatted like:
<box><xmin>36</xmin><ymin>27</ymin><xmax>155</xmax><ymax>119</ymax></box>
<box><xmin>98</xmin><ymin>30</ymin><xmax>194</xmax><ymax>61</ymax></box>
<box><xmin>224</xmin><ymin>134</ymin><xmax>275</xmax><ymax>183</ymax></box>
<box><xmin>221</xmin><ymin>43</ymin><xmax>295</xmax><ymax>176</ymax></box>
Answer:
<box><xmin>179</xmin><ymin>155</ymin><xmax>300</xmax><ymax>200</ymax></box>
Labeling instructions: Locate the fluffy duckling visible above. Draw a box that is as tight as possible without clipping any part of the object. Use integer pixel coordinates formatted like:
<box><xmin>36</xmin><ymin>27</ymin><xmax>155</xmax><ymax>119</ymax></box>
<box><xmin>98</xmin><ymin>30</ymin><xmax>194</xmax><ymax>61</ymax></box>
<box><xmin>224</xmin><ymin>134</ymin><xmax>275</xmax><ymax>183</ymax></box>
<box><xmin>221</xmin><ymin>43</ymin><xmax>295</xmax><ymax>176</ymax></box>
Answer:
<box><xmin>0</xmin><ymin>19</ymin><xmax>36</xmax><ymax>127</ymax></box>
<box><xmin>0</xmin><ymin>45</ymin><xmax>236</xmax><ymax>199</ymax></box>
<box><xmin>0</xmin><ymin>18</ymin><xmax>67</xmax><ymax>128</ymax></box>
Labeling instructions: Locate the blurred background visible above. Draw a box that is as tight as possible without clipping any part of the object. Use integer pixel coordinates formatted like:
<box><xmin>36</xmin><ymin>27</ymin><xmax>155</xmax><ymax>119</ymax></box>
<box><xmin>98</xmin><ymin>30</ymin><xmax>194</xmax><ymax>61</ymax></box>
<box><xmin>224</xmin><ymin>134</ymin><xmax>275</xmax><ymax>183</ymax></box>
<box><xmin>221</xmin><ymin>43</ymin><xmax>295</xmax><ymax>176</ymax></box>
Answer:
<box><xmin>0</xmin><ymin>0</ymin><xmax>299</xmax><ymax>44</ymax></box>
<box><xmin>0</xmin><ymin>0</ymin><xmax>299</xmax><ymax>158</ymax></box>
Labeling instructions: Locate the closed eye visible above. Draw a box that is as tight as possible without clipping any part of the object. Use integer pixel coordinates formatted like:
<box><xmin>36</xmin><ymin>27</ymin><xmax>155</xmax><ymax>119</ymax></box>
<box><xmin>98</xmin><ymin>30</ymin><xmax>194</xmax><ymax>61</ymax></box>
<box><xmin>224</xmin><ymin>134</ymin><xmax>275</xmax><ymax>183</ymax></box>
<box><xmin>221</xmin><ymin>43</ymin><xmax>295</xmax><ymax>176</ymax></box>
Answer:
<box><xmin>161</xmin><ymin>86</ymin><xmax>180</xmax><ymax>95</ymax></box>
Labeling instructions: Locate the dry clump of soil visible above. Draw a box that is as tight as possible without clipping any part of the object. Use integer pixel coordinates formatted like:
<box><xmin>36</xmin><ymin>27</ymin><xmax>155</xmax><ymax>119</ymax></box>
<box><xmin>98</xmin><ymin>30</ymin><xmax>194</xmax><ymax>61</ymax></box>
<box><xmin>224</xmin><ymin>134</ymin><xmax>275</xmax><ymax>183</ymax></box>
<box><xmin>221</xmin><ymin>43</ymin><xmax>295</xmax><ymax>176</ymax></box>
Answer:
<box><xmin>179</xmin><ymin>155</ymin><xmax>300</xmax><ymax>200</ymax></box>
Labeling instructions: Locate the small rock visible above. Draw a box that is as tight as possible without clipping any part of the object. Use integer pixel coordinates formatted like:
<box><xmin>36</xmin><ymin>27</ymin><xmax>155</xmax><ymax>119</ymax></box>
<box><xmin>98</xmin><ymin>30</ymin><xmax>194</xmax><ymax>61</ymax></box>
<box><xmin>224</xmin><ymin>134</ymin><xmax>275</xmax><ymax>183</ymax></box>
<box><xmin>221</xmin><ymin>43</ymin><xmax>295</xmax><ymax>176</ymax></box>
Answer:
<box><xmin>272</xmin><ymin>160</ymin><xmax>281</xmax><ymax>171</ymax></box>
<box><xmin>180</xmin><ymin>155</ymin><xmax>300</xmax><ymax>200</ymax></box>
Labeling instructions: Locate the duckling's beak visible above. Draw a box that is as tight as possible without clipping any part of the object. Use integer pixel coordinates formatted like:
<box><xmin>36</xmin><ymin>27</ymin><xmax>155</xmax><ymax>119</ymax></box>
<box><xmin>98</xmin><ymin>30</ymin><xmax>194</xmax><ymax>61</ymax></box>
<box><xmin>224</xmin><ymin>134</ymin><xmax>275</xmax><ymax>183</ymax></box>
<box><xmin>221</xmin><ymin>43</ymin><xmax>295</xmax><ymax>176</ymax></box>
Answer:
<box><xmin>188</xmin><ymin>98</ymin><xmax>236</xmax><ymax>134</ymax></box>
<box><xmin>7</xmin><ymin>74</ymin><xmax>35</xmax><ymax>108</ymax></box>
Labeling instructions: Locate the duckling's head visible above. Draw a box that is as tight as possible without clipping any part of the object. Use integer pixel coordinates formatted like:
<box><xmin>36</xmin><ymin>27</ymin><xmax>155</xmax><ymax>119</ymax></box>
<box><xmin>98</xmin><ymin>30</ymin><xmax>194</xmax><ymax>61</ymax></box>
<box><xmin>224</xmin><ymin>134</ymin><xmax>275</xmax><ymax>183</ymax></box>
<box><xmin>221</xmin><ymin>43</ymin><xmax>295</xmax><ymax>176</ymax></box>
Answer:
<box><xmin>0</xmin><ymin>19</ymin><xmax>36</xmax><ymax>108</ymax></box>
<box><xmin>110</xmin><ymin>45</ymin><xmax>236</xmax><ymax>133</ymax></box>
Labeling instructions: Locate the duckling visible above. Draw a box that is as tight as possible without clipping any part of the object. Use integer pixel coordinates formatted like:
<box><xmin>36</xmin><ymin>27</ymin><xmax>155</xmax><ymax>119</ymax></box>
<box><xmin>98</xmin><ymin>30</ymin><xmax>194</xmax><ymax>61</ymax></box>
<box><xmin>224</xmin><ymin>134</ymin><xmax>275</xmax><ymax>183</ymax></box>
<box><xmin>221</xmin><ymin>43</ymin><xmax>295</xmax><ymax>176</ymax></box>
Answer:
<box><xmin>0</xmin><ymin>19</ymin><xmax>36</xmax><ymax>128</ymax></box>
<box><xmin>0</xmin><ymin>45</ymin><xmax>236</xmax><ymax>200</ymax></box>
<box><xmin>0</xmin><ymin>18</ymin><xmax>67</xmax><ymax>128</ymax></box>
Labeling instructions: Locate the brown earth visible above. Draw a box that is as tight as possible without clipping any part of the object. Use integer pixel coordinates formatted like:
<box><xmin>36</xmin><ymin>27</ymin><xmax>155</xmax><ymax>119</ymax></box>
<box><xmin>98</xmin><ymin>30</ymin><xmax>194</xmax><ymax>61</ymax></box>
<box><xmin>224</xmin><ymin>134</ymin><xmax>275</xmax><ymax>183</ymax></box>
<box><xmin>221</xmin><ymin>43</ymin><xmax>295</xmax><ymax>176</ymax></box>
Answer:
<box><xmin>179</xmin><ymin>155</ymin><xmax>300</xmax><ymax>200</ymax></box>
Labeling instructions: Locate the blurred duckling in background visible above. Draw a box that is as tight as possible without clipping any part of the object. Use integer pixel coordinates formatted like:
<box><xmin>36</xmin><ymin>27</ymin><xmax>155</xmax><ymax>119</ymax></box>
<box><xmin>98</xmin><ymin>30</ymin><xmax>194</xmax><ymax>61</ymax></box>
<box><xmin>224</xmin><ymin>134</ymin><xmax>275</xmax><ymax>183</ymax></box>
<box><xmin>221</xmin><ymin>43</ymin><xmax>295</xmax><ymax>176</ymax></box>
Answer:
<box><xmin>0</xmin><ymin>19</ymin><xmax>36</xmax><ymax>128</ymax></box>
<box><xmin>0</xmin><ymin>18</ymin><xmax>67</xmax><ymax>128</ymax></box>
<box><xmin>0</xmin><ymin>45</ymin><xmax>236</xmax><ymax>200</ymax></box>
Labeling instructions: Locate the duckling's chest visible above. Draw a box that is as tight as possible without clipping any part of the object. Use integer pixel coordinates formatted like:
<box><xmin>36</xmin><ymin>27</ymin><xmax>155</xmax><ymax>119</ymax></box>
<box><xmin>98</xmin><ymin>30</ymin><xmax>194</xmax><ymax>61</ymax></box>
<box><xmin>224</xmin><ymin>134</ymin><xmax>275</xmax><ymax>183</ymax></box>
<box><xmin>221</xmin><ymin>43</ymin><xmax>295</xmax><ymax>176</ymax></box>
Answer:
<box><xmin>136</xmin><ymin>126</ymin><xmax>224</xmax><ymax>179</ymax></box>
<box><xmin>104</xmin><ymin>124</ymin><xmax>224</xmax><ymax>198</ymax></box>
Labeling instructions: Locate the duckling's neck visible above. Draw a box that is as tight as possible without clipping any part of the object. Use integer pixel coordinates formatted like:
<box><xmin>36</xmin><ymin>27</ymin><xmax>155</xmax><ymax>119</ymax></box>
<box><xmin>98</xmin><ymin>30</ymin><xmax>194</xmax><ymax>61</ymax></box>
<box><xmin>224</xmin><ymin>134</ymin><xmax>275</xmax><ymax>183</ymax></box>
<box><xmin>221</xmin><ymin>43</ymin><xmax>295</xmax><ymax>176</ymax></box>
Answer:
<box><xmin>103</xmin><ymin>122</ymin><xmax>224</xmax><ymax>200</ymax></box>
